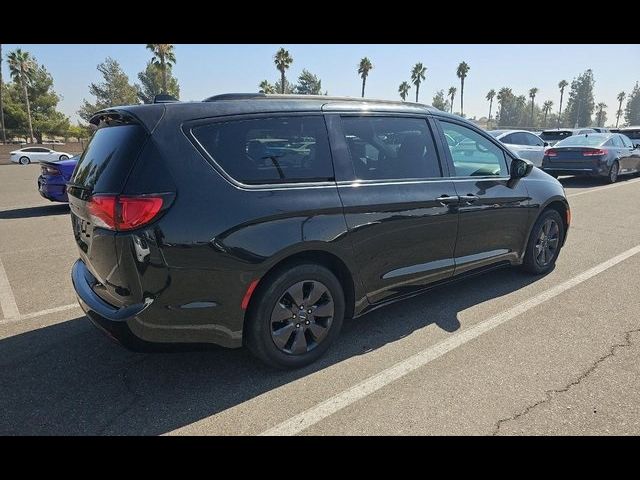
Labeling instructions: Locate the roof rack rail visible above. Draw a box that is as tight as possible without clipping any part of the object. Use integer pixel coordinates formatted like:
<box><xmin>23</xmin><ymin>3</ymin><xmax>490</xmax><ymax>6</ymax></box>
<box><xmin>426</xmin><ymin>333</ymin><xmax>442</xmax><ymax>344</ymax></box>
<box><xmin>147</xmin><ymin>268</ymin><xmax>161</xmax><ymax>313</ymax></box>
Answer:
<box><xmin>203</xmin><ymin>93</ymin><xmax>266</xmax><ymax>102</ymax></box>
<box><xmin>153</xmin><ymin>94</ymin><xmax>179</xmax><ymax>103</ymax></box>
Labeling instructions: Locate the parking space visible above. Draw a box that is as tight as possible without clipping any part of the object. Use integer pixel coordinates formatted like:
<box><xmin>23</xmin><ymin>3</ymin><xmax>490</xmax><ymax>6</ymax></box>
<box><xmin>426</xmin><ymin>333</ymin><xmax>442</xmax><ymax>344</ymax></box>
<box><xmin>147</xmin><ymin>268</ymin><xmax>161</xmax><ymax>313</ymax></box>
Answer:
<box><xmin>1</xmin><ymin>162</ymin><xmax>639</xmax><ymax>435</ymax></box>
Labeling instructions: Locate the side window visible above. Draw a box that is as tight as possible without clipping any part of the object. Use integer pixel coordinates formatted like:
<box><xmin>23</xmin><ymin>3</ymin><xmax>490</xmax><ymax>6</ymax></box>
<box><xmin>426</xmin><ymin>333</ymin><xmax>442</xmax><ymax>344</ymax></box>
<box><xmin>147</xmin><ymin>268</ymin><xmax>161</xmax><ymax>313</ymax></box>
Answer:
<box><xmin>620</xmin><ymin>135</ymin><xmax>633</xmax><ymax>148</ymax></box>
<box><xmin>500</xmin><ymin>134</ymin><xmax>515</xmax><ymax>144</ymax></box>
<box><xmin>439</xmin><ymin>120</ymin><xmax>509</xmax><ymax>177</ymax></box>
<box><xmin>611</xmin><ymin>136</ymin><xmax>624</xmax><ymax>148</ymax></box>
<box><xmin>22</xmin><ymin>148</ymin><xmax>36</xmax><ymax>152</ymax></box>
<box><xmin>509</xmin><ymin>133</ymin><xmax>529</xmax><ymax>145</ymax></box>
<box><xmin>340</xmin><ymin>116</ymin><xmax>442</xmax><ymax>180</ymax></box>
<box><xmin>35</xmin><ymin>148</ymin><xmax>50</xmax><ymax>152</ymax></box>
<box><xmin>192</xmin><ymin>116</ymin><xmax>334</xmax><ymax>185</ymax></box>
<box><xmin>525</xmin><ymin>133</ymin><xmax>544</xmax><ymax>147</ymax></box>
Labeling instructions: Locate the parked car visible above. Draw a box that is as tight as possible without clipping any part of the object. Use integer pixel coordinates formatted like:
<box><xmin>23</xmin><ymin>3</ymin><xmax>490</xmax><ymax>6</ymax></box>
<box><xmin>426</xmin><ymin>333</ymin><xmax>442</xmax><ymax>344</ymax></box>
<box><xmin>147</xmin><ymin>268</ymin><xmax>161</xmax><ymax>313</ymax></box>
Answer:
<box><xmin>10</xmin><ymin>146</ymin><xmax>73</xmax><ymax>165</ymax></box>
<box><xmin>37</xmin><ymin>156</ymin><xmax>79</xmax><ymax>202</ymax></box>
<box><xmin>591</xmin><ymin>127</ymin><xmax>610</xmax><ymax>134</ymax></box>
<box><xmin>69</xmin><ymin>94</ymin><xmax>570</xmax><ymax>369</ymax></box>
<box><xmin>488</xmin><ymin>129</ymin><xmax>547</xmax><ymax>166</ymax></box>
<box><xmin>541</xmin><ymin>133</ymin><xmax>640</xmax><ymax>183</ymax></box>
<box><xmin>611</xmin><ymin>126</ymin><xmax>640</xmax><ymax>148</ymax></box>
<box><xmin>539</xmin><ymin>128</ymin><xmax>596</xmax><ymax>146</ymax></box>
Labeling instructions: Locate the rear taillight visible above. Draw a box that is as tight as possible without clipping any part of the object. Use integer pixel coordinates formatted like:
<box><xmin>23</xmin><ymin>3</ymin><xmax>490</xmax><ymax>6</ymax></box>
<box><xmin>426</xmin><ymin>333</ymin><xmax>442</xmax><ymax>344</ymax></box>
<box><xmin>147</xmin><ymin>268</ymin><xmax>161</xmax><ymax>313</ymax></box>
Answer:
<box><xmin>87</xmin><ymin>194</ymin><xmax>169</xmax><ymax>231</ymax></box>
<box><xmin>582</xmin><ymin>149</ymin><xmax>607</xmax><ymax>156</ymax></box>
<box><xmin>545</xmin><ymin>148</ymin><xmax>557</xmax><ymax>157</ymax></box>
<box><xmin>42</xmin><ymin>165</ymin><xmax>61</xmax><ymax>175</ymax></box>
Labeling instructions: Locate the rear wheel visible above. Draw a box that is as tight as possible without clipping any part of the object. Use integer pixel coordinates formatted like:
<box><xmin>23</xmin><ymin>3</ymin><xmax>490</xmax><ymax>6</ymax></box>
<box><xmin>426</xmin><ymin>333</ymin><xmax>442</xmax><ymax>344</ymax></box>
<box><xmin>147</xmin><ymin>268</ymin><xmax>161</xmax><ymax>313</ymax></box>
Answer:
<box><xmin>607</xmin><ymin>161</ymin><xmax>619</xmax><ymax>184</ymax></box>
<box><xmin>19</xmin><ymin>156</ymin><xmax>30</xmax><ymax>165</ymax></box>
<box><xmin>522</xmin><ymin>209</ymin><xmax>564</xmax><ymax>275</ymax></box>
<box><xmin>245</xmin><ymin>263</ymin><xmax>345</xmax><ymax>369</ymax></box>
<box><xmin>59</xmin><ymin>155</ymin><xmax>69</xmax><ymax>161</ymax></box>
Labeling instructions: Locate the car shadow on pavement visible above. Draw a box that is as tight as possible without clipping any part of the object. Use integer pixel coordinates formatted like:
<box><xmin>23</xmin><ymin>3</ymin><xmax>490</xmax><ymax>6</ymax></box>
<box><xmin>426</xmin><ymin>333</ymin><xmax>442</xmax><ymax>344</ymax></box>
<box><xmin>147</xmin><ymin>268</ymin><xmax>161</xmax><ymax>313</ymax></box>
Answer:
<box><xmin>0</xmin><ymin>204</ymin><xmax>69</xmax><ymax>220</ymax></box>
<box><xmin>558</xmin><ymin>175</ymin><xmax>638</xmax><ymax>188</ymax></box>
<box><xmin>0</xmin><ymin>266</ymin><xmax>545</xmax><ymax>435</ymax></box>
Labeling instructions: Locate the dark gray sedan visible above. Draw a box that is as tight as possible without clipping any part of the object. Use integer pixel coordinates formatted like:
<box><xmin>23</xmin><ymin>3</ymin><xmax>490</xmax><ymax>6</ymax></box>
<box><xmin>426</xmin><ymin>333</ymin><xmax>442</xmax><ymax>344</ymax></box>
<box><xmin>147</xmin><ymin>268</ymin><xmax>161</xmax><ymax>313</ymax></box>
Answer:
<box><xmin>541</xmin><ymin>133</ymin><xmax>640</xmax><ymax>183</ymax></box>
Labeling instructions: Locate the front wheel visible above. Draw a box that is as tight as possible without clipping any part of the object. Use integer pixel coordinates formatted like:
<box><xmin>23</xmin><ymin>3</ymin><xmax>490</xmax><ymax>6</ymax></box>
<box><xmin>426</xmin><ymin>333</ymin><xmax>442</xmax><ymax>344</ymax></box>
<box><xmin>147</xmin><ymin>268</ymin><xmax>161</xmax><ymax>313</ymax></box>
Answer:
<box><xmin>245</xmin><ymin>263</ymin><xmax>345</xmax><ymax>369</ymax></box>
<box><xmin>607</xmin><ymin>161</ymin><xmax>619</xmax><ymax>184</ymax></box>
<box><xmin>19</xmin><ymin>156</ymin><xmax>30</xmax><ymax>165</ymax></box>
<box><xmin>522</xmin><ymin>209</ymin><xmax>565</xmax><ymax>275</ymax></box>
<box><xmin>59</xmin><ymin>155</ymin><xmax>69</xmax><ymax>161</ymax></box>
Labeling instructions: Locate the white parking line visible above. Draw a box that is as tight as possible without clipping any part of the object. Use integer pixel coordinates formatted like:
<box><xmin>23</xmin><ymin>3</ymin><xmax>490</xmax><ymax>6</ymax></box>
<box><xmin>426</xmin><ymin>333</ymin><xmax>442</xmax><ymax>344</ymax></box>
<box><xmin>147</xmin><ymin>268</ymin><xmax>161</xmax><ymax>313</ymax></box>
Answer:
<box><xmin>567</xmin><ymin>177</ymin><xmax>640</xmax><ymax>198</ymax></box>
<box><xmin>0</xmin><ymin>257</ymin><xmax>20</xmax><ymax>321</ymax></box>
<box><xmin>259</xmin><ymin>244</ymin><xmax>640</xmax><ymax>436</ymax></box>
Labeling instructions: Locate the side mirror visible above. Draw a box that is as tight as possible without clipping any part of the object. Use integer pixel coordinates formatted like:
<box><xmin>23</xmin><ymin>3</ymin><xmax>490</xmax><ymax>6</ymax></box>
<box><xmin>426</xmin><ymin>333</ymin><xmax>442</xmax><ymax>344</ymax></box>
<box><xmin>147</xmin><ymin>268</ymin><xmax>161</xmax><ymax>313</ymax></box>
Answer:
<box><xmin>510</xmin><ymin>157</ymin><xmax>533</xmax><ymax>180</ymax></box>
<box><xmin>543</xmin><ymin>141</ymin><xmax>549</xmax><ymax>147</ymax></box>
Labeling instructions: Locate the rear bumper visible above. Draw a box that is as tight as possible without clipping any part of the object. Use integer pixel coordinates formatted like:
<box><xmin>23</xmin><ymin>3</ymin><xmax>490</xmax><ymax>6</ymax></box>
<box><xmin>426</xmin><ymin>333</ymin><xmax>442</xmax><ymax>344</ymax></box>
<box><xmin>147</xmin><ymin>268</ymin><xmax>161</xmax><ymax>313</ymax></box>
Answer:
<box><xmin>71</xmin><ymin>259</ymin><xmax>154</xmax><ymax>350</ymax></box>
<box><xmin>541</xmin><ymin>166</ymin><xmax>607</xmax><ymax>177</ymax></box>
<box><xmin>37</xmin><ymin>175</ymin><xmax>68</xmax><ymax>202</ymax></box>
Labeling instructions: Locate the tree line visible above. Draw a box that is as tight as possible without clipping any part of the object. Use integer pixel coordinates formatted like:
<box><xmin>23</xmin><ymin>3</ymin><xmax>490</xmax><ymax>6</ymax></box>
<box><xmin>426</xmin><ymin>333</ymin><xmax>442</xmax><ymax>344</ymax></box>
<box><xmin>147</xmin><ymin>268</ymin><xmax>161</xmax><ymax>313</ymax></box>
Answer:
<box><xmin>1</xmin><ymin>45</ymin><xmax>639</xmax><ymax>144</ymax></box>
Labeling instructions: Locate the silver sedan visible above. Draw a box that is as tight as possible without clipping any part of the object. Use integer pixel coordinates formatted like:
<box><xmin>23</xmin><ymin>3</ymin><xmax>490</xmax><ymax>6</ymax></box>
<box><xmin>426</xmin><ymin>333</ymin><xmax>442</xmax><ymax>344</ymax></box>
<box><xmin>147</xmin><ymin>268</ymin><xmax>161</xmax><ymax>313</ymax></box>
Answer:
<box><xmin>488</xmin><ymin>129</ymin><xmax>548</xmax><ymax>167</ymax></box>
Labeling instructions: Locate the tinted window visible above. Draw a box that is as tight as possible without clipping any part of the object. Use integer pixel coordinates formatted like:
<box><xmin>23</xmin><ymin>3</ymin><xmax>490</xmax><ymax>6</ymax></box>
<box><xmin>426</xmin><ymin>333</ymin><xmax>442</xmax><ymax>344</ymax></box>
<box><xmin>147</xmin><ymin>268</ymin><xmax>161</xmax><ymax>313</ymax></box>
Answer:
<box><xmin>555</xmin><ymin>134</ymin><xmax>607</xmax><ymax>147</ymax></box>
<box><xmin>439</xmin><ymin>121</ymin><xmax>508</xmax><ymax>177</ymax></box>
<box><xmin>524</xmin><ymin>133</ymin><xmax>544</xmax><ymax>147</ymax></box>
<box><xmin>340</xmin><ymin>116</ymin><xmax>441</xmax><ymax>180</ymax></box>
<box><xmin>620</xmin><ymin>135</ymin><xmax>634</xmax><ymax>148</ymax></box>
<box><xmin>540</xmin><ymin>130</ymin><xmax>573</xmax><ymax>142</ymax></box>
<box><xmin>71</xmin><ymin>124</ymin><xmax>147</xmax><ymax>193</ymax></box>
<box><xmin>500</xmin><ymin>133</ymin><xmax>515</xmax><ymax>144</ymax></box>
<box><xmin>193</xmin><ymin>116</ymin><xmax>333</xmax><ymax>185</ymax></box>
<box><xmin>578</xmin><ymin>129</ymin><xmax>596</xmax><ymax>135</ymax></box>
<box><xmin>21</xmin><ymin>148</ymin><xmax>37</xmax><ymax>152</ymax></box>
<box><xmin>621</xmin><ymin>129</ymin><xmax>640</xmax><ymax>140</ymax></box>
<box><xmin>35</xmin><ymin>148</ymin><xmax>51</xmax><ymax>152</ymax></box>
<box><xmin>611</xmin><ymin>135</ymin><xmax>624</xmax><ymax>147</ymax></box>
<box><xmin>508</xmin><ymin>133</ymin><xmax>531</xmax><ymax>146</ymax></box>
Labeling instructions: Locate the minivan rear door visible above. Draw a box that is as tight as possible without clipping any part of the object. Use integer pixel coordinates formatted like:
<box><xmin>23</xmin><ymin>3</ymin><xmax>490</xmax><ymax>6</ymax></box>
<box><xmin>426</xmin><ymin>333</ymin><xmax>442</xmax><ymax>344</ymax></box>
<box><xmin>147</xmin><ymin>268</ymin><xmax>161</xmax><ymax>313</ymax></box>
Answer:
<box><xmin>326</xmin><ymin>113</ymin><xmax>459</xmax><ymax>305</ymax></box>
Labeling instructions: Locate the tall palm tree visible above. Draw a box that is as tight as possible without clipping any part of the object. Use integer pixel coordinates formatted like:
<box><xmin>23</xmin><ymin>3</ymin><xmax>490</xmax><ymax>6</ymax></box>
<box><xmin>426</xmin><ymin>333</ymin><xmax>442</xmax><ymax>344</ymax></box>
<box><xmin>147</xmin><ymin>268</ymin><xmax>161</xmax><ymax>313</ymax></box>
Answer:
<box><xmin>486</xmin><ymin>89</ymin><xmax>496</xmax><ymax>127</ymax></box>
<box><xmin>358</xmin><ymin>57</ymin><xmax>373</xmax><ymax>98</ymax></box>
<box><xmin>529</xmin><ymin>87</ymin><xmax>538</xmax><ymax>127</ymax></box>
<box><xmin>0</xmin><ymin>43</ymin><xmax>6</xmax><ymax>144</ymax></box>
<box><xmin>448</xmin><ymin>87</ymin><xmax>456</xmax><ymax>114</ymax></box>
<box><xmin>596</xmin><ymin>102</ymin><xmax>607</xmax><ymax>127</ymax></box>
<box><xmin>616</xmin><ymin>91</ymin><xmax>626</xmax><ymax>127</ymax></box>
<box><xmin>7</xmin><ymin>48</ymin><xmax>35</xmax><ymax>143</ymax></box>
<box><xmin>557</xmin><ymin>79</ymin><xmax>568</xmax><ymax>127</ymax></box>
<box><xmin>456</xmin><ymin>61</ymin><xmax>470</xmax><ymax>116</ymax></box>
<box><xmin>542</xmin><ymin>100</ymin><xmax>554</xmax><ymax>127</ymax></box>
<box><xmin>398</xmin><ymin>81</ymin><xmax>411</xmax><ymax>101</ymax></box>
<box><xmin>259</xmin><ymin>80</ymin><xmax>275</xmax><ymax>94</ymax></box>
<box><xmin>497</xmin><ymin>87</ymin><xmax>512</xmax><ymax>125</ymax></box>
<box><xmin>274</xmin><ymin>48</ymin><xmax>293</xmax><ymax>94</ymax></box>
<box><xmin>146</xmin><ymin>44</ymin><xmax>176</xmax><ymax>95</ymax></box>
<box><xmin>410</xmin><ymin>63</ymin><xmax>426</xmax><ymax>102</ymax></box>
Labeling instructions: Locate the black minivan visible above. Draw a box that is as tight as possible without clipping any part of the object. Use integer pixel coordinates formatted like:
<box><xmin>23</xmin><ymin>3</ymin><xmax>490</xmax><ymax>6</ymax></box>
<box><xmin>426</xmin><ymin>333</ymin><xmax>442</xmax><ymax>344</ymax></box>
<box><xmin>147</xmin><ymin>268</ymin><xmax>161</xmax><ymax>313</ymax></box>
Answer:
<box><xmin>69</xmin><ymin>94</ymin><xmax>570</xmax><ymax>368</ymax></box>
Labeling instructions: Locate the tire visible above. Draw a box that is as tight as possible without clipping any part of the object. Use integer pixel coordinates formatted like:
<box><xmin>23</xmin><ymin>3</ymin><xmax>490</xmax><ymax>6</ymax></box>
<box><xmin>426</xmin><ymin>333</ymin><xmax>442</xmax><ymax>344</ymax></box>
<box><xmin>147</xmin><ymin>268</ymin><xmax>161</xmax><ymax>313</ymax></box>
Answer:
<box><xmin>19</xmin><ymin>156</ymin><xmax>30</xmax><ymax>165</ymax></box>
<box><xmin>245</xmin><ymin>263</ymin><xmax>345</xmax><ymax>369</ymax></box>
<box><xmin>59</xmin><ymin>155</ymin><xmax>69</xmax><ymax>161</ymax></box>
<box><xmin>522</xmin><ymin>209</ymin><xmax>565</xmax><ymax>275</ymax></box>
<box><xmin>607</xmin><ymin>161</ymin><xmax>619</xmax><ymax>184</ymax></box>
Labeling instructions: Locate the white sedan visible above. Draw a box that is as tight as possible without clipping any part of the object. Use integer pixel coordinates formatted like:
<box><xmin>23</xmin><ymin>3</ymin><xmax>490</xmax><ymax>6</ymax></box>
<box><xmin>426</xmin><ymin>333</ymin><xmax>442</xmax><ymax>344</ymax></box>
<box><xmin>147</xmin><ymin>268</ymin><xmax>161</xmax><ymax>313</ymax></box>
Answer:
<box><xmin>488</xmin><ymin>129</ymin><xmax>548</xmax><ymax>167</ymax></box>
<box><xmin>9</xmin><ymin>147</ymin><xmax>73</xmax><ymax>165</ymax></box>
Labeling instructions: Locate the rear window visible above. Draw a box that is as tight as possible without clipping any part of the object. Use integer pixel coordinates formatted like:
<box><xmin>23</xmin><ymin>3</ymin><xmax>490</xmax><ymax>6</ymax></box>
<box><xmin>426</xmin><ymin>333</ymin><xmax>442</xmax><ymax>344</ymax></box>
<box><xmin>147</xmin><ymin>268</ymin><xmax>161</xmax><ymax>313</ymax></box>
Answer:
<box><xmin>192</xmin><ymin>116</ymin><xmax>334</xmax><ymax>185</ymax></box>
<box><xmin>540</xmin><ymin>130</ymin><xmax>573</xmax><ymax>141</ymax></box>
<box><xmin>555</xmin><ymin>134</ymin><xmax>607</xmax><ymax>147</ymax></box>
<box><xmin>71</xmin><ymin>124</ymin><xmax>147</xmax><ymax>193</ymax></box>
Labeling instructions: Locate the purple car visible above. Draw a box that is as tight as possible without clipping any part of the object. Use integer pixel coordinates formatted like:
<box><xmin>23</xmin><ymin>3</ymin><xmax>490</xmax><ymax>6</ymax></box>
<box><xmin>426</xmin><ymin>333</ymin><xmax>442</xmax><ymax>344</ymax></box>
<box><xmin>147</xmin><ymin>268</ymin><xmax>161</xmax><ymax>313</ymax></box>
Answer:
<box><xmin>37</xmin><ymin>155</ymin><xmax>79</xmax><ymax>203</ymax></box>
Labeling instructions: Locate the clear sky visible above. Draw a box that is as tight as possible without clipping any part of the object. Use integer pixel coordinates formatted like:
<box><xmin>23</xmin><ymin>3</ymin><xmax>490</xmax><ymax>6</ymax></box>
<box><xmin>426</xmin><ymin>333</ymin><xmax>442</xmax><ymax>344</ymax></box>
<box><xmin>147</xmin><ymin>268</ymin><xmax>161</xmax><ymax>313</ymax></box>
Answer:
<box><xmin>2</xmin><ymin>44</ymin><xmax>639</xmax><ymax>124</ymax></box>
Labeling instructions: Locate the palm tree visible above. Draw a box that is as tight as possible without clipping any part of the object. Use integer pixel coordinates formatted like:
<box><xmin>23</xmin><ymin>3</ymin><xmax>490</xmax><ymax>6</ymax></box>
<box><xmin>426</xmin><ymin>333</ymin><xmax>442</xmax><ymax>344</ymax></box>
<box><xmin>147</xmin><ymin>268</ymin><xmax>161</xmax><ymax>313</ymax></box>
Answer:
<box><xmin>7</xmin><ymin>48</ymin><xmax>35</xmax><ymax>143</ymax></box>
<box><xmin>411</xmin><ymin>63</ymin><xmax>426</xmax><ymax>102</ymax></box>
<box><xmin>557</xmin><ymin>79</ymin><xmax>568</xmax><ymax>127</ymax></box>
<box><xmin>529</xmin><ymin>87</ymin><xmax>538</xmax><ymax>127</ymax></box>
<box><xmin>398</xmin><ymin>81</ymin><xmax>411</xmax><ymax>101</ymax></box>
<box><xmin>456</xmin><ymin>61</ymin><xmax>470</xmax><ymax>116</ymax></box>
<box><xmin>596</xmin><ymin>102</ymin><xmax>607</xmax><ymax>127</ymax></box>
<box><xmin>146</xmin><ymin>44</ymin><xmax>176</xmax><ymax>95</ymax></box>
<box><xmin>259</xmin><ymin>80</ymin><xmax>275</xmax><ymax>94</ymax></box>
<box><xmin>616</xmin><ymin>91</ymin><xmax>626</xmax><ymax>127</ymax></box>
<box><xmin>497</xmin><ymin>87</ymin><xmax>513</xmax><ymax>125</ymax></box>
<box><xmin>448</xmin><ymin>87</ymin><xmax>456</xmax><ymax>114</ymax></box>
<box><xmin>486</xmin><ymin>89</ymin><xmax>496</xmax><ymax>127</ymax></box>
<box><xmin>542</xmin><ymin>100</ymin><xmax>554</xmax><ymax>127</ymax></box>
<box><xmin>358</xmin><ymin>57</ymin><xmax>373</xmax><ymax>98</ymax></box>
<box><xmin>274</xmin><ymin>48</ymin><xmax>293</xmax><ymax>94</ymax></box>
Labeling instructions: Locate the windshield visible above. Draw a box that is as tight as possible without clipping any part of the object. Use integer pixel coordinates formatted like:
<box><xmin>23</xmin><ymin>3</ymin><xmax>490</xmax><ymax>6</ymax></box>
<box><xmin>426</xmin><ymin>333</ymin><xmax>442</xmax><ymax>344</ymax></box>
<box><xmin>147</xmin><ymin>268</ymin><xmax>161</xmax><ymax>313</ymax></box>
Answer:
<box><xmin>555</xmin><ymin>134</ymin><xmax>607</xmax><ymax>147</ymax></box>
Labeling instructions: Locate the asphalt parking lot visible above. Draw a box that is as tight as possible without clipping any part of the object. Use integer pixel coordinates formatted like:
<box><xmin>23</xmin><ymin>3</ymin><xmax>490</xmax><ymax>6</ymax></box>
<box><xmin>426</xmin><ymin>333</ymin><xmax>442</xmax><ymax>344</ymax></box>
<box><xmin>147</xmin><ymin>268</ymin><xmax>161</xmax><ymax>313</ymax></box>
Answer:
<box><xmin>1</xmin><ymin>162</ymin><xmax>639</xmax><ymax>436</ymax></box>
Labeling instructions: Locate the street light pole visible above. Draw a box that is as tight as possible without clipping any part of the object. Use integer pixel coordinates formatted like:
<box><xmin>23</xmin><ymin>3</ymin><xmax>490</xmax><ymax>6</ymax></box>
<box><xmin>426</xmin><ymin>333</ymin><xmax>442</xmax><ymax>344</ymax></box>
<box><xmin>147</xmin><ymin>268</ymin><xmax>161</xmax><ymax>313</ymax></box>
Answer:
<box><xmin>0</xmin><ymin>43</ymin><xmax>7</xmax><ymax>144</ymax></box>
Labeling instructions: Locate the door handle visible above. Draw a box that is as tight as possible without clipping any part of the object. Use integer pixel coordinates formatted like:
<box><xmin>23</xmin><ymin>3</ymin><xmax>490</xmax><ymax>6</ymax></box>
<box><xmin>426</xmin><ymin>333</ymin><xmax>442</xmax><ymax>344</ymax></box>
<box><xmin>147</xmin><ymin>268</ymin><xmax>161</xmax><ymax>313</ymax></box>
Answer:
<box><xmin>459</xmin><ymin>194</ymin><xmax>480</xmax><ymax>204</ymax></box>
<box><xmin>436</xmin><ymin>195</ymin><xmax>459</xmax><ymax>206</ymax></box>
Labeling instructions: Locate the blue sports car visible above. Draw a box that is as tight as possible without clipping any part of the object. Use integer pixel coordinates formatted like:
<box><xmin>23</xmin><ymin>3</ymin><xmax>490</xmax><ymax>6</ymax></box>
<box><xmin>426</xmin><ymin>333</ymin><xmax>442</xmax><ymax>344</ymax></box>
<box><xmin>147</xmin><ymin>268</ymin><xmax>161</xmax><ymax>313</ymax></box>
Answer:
<box><xmin>37</xmin><ymin>155</ymin><xmax>79</xmax><ymax>202</ymax></box>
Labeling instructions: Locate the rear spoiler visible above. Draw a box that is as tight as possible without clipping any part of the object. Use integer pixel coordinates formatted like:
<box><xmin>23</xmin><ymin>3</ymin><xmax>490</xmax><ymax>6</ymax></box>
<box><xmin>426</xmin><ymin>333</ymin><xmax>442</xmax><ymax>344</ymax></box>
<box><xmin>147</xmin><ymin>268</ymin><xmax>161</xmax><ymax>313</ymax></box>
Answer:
<box><xmin>89</xmin><ymin>104</ymin><xmax>166</xmax><ymax>133</ymax></box>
